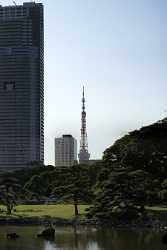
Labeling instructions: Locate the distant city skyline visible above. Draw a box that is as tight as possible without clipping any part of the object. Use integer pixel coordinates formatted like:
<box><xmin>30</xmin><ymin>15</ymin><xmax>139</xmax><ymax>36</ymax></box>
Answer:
<box><xmin>3</xmin><ymin>0</ymin><xmax>167</xmax><ymax>165</ymax></box>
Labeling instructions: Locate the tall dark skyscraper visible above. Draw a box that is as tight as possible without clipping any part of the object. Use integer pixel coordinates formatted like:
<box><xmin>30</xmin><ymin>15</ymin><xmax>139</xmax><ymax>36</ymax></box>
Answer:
<box><xmin>0</xmin><ymin>2</ymin><xmax>44</xmax><ymax>169</ymax></box>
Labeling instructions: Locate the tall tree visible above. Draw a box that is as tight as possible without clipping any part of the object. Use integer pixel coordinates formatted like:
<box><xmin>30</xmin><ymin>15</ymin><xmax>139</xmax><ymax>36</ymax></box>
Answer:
<box><xmin>52</xmin><ymin>165</ymin><xmax>92</xmax><ymax>216</ymax></box>
<box><xmin>0</xmin><ymin>177</ymin><xmax>20</xmax><ymax>214</ymax></box>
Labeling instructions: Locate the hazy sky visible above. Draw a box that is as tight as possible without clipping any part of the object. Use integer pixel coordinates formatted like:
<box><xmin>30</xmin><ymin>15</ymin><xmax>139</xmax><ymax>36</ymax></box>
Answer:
<box><xmin>3</xmin><ymin>0</ymin><xmax>167</xmax><ymax>165</ymax></box>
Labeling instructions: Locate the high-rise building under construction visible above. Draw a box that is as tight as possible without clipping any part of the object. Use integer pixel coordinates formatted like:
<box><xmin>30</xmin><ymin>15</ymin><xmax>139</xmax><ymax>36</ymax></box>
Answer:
<box><xmin>0</xmin><ymin>2</ymin><xmax>44</xmax><ymax>169</ymax></box>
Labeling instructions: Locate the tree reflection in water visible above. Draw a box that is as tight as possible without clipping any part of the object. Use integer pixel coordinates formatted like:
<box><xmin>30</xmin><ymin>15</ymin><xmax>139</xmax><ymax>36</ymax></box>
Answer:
<box><xmin>0</xmin><ymin>226</ymin><xmax>165</xmax><ymax>250</ymax></box>
<box><xmin>47</xmin><ymin>226</ymin><xmax>99</xmax><ymax>250</ymax></box>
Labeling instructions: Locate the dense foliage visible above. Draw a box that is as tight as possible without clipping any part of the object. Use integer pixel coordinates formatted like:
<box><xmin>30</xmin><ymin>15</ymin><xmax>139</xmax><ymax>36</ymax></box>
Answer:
<box><xmin>87</xmin><ymin>118</ymin><xmax>167</xmax><ymax>222</ymax></box>
<box><xmin>0</xmin><ymin>163</ymin><xmax>99</xmax><ymax>215</ymax></box>
<box><xmin>1</xmin><ymin>118</ymin><xmax>167</xmax><ymax>222</ymax></box>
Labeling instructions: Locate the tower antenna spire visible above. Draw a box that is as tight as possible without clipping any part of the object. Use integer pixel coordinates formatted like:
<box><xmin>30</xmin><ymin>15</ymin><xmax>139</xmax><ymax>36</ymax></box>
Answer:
<box><xmin>12</xmin><ymin>1</ymin><xmax>17</xmax><ymax>6</ymax></box>
<box><xmin>78</xmin><ymin>86</ymin><xmax>90</xmax><ymax>164</ymax></box>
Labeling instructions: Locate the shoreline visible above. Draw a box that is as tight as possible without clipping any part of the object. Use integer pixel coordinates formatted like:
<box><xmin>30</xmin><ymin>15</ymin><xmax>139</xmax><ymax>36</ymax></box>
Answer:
<box><xmin>0</xmin><ymin>217</ymin><xmax>166</xmax><ymax>231</ymax></box>
<box><xmin>0</xmin><ymin>217</ymin><xmax>71</xmax><ymax>226</ymax></box>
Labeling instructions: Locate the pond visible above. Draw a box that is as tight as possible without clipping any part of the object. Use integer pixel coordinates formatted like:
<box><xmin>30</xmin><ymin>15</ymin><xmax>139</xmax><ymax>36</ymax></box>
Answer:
<box><xmin>0</xmin><ymin>225</ymin><xmax>166</xmax><ymax>250</ymax></box>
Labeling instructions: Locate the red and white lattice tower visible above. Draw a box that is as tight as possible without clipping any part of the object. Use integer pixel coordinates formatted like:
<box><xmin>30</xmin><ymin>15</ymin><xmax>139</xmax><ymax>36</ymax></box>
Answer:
<box><xmin>78</xmin><ymin>86</ymin><xmax>90</xmax><ymax>164</ymax></box>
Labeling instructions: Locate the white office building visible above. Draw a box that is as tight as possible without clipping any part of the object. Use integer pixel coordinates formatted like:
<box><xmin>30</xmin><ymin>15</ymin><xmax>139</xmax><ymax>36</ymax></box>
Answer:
<box><xmin>55</xmin><ymin>135</ymin><xmax>77</xmax><ymax>167</ymax></box>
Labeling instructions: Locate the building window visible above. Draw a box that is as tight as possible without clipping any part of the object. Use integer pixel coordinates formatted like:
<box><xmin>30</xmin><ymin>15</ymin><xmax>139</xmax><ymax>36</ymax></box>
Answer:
<box><xmin>4</xmin><ymin>82</ymin><xmax>16</xmax><ymax>91</ymax></box>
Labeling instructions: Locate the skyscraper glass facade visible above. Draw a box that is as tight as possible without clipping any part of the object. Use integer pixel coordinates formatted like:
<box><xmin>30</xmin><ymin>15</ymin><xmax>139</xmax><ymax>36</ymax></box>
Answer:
<box><xmin>0</xmin><ymin>2</ymin><xmax>44</xmax><ymax>169</ymax></box>
<box><xmin>55</xmin><ymin>135</ymin><xmax>77</xmax><ymax>167</ymax></box>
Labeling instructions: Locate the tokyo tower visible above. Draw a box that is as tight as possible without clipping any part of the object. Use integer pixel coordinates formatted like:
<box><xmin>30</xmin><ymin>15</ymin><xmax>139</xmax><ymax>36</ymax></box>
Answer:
<box><xmin>78</xmin><ymin>86</ymin><xmax>90</xmax><ymax>164</ymax></box>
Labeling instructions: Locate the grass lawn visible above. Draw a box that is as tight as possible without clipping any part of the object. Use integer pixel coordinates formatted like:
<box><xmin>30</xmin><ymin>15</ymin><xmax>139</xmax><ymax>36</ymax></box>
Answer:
<box><xmin>1</xmin><ymin>204</ymin><xmax>167</xmax><ymax>221</ymax></box>
<box><xmin>0</xmin><ymin>204</ymin><xmax>90</xmax><ymax>219</ymax></box>
<box><xmin>146</xmin><ymin>205</ymin><xmax>167</xmax><ymax>222</ymax></box>
<box><xmin>146</xmin><ymin>205</ymin><xmax>167</xmax><ymax>211</ymax></box>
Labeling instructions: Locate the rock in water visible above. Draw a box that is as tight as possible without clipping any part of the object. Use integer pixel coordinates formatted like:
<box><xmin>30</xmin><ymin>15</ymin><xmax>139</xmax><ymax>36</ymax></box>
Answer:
<box><xmin>162</xmin><ymin>234</ymin><xmax>167</xmax><ymax>244</ymax></box>
<box><xmin>7</xmin><ymin>233</ymin><xmax>19</xmax><ymax>239</ymax></box>
<box><xmin>37</xmin><ymin>227</ymin><xmax>55</xmax><ymax>238</ymax></box>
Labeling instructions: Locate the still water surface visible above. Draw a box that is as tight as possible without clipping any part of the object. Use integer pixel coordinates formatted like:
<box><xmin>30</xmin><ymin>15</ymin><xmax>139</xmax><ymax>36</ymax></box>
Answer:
<box><xmin>0</xmin><ymin>225</ymin><xmax>166</xmax><ymax>250</ymax></box>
